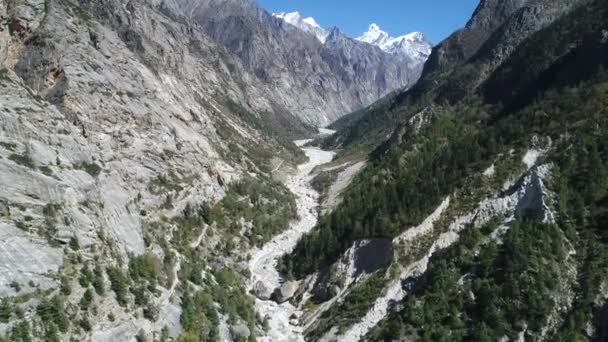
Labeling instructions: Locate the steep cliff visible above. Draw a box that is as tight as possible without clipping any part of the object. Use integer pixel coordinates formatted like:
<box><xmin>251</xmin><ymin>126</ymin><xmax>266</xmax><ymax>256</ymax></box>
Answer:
<box><xmin>0</xmin><ymin>0</ymin><xmax>313</xmax><ymax>340</ymax></box>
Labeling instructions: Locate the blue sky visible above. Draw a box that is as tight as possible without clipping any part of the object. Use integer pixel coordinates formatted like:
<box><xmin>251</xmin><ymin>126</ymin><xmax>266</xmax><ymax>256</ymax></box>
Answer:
<box><xmin>256</xmin><ymin>0</ymin><xmax>480</xmax><ymax>44</ymax></box>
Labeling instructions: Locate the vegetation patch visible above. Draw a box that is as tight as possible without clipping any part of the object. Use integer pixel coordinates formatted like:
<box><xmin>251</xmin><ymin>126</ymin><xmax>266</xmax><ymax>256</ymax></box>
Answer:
<box><xmin>216</xmin><ymin>176</ymin><xmax>297</xmax><ymax>246</ymax></box>
<box><xmin>148</xmin><ymin>171</ymin><xmax>184</xmax><ymax>195</ymax></box>
<box><xmin>9</xmin><ymin>152</ymin><xmax>36</xmax><ymax>169</ymax></box>
<box><xmin>75</xmin><ymin>161</ymin><xmax>102</xmax><ymax>177</ymax></box>
<box><xmin>0</xmin><ymin>141</ymin><xmax>17</xmax><ymax>151</ymax></box>
<box><xmin>308</xmin><ymin>273</ymin><xmax>386</xmax><ymax>340</ymax></box>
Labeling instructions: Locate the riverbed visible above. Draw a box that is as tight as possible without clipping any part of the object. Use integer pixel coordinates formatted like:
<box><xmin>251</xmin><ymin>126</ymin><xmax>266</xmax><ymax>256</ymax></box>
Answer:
<box><xmin>248</xmin><ymin>138</ymin><xmax>335</xmax><ymax>341</ymax></box>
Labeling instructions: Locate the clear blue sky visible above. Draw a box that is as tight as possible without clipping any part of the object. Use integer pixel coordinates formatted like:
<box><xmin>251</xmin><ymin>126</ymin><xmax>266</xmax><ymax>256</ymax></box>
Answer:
<box><xmin>256</xmin><ymin>0</ymin><xmax>480</xmax><ymax>44</ymax></box>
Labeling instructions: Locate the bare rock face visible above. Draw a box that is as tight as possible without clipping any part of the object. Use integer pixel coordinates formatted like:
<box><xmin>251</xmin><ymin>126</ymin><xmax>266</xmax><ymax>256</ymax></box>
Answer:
<box><xmin>312</xmin><ymin>238</ymin><xmax>393</xmax><ymax>302</ymax></box>
<box><xmin>0</xmin><ymin>0</ymin><xmax>313</xmax><ymax>339</ymax></box>
<box><xmin>272</xmin><ymin>280</ymin><xmax>299</xmax><ymax>304</ymax></box>
<box><xmin>252</xmin><ymin>280</ymin><xmax>272</xmax><ymax>300</ymax></box>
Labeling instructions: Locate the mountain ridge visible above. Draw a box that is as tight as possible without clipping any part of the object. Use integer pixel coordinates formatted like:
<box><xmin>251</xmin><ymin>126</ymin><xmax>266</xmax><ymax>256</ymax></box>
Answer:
<box><xmin>271</xmin><ymin>11</ymin><xmax>433</xmax><ymax>68</ymax></box>
<box><xmin>281</xmin><ymin>0</ymin><xmax>608</xmax><ymax>340</ymax></box>
<box><xmin>357</xmin><ymin>23</ymin><xmax>432</xmax><ymax>65</ymax></box>
<box><xmin>166</xmin><ymin>0</ymin><xmax>425</xmax><ymax>126</ymax></box>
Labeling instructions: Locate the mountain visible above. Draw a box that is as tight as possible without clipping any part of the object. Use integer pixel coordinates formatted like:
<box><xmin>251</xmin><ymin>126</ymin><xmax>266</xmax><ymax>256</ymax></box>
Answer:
<box><xmin>2</xmin><ymin>0</ymin><xmax>606</xmax><ymax>341</ymax></box>
<box><xmin>357</xmin><ymin>23</ymin><xmax>432</xmax><ymax>65</ymax></box>
<box><xmin>272</xmin><ymin>11</ymin><xmax>329</xmax><ymax>43</ymax></box>
<box><xmin>0</xmin><ymin>0</ymin><xmax>324</xmax><ymax>339</ymax></box>
<box><xmin>325</xmin><ymin>0</ymin><xmax>592</xmax><ymax>152</ymax></box>
<box><xmin>280</xmin><ymin>0</ymin><xmax>608</xmax><ymax>340</ymax></box>
<box><xmin>163</xmin><ymin>0</ymin><xmax>423</xmax><ymax>126</ymax></box>
<box><xmin>272</xmin><ymin>13</ymin><xmax>433</xmax><ymax>69</ymax></box>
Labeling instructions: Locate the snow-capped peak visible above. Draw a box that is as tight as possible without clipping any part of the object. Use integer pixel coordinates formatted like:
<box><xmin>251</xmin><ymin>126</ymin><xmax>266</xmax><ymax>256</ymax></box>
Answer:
<box><xmin>357</xmin><ymin>23</ymin><xmax>391</xmax><ymax>46</ymax></box>
<box><xmin>273</xmin><ymin>11</ymin><xmax>329</xmax><ymax>43</ymax></box>
<box><xmin>357</xmin><ymin>24</ymin><xmax>433</xmax><ymax>65</ymax></box>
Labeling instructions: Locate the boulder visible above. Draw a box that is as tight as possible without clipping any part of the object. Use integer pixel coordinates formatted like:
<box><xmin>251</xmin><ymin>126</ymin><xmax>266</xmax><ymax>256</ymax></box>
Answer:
<box><xmin>252</xmin><ymin>280</ymin><xmax>272</xmax><ymax>300</ymax></box>
<box><xmin>230</xmin><ymin>323</ymin><xmax>250</xmax><ymax>340</ymax></box>
<box><xmin>271</xmin><ymin>281</ymin><xmax>299</xmax><ymax>304</ymax></box>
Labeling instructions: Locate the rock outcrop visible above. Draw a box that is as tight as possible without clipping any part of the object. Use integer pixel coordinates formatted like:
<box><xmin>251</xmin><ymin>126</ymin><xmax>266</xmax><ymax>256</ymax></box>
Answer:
<box><xmin>312</xmin><ymin>238</ymin><xmax>393</xmax><ymax>302</ymax></box>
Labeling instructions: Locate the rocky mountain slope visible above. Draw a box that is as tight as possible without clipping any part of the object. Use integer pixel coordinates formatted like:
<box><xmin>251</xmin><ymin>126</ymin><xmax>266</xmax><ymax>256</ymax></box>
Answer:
<box><xmin>0</xmin><ymin>0</ymin><xmax>333</xmax><ymax>340</ymax></box>
<box><xmin>278</xmin><ymin>0</ymin><xmax>608</xmax><ymax>340</ymax></box>
<box><xmin>162</xmin><ymin>0</ymin><xmax>424</xmax><ymax>126</ymax></box>
<box><xmin>1</xmin><ymin>0</ymin><xmax>606</xmax><ymax>341</ymax></box>
<box><xmin>325</xmin><ymin>0</ymin><xmax>592</xmax><ymax>153</ymax></box>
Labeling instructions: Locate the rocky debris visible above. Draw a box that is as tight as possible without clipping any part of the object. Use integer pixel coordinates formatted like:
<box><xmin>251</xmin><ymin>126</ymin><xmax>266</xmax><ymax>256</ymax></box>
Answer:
<box><xmin>230</xmin><ymin>323</ymin><xmax>251</xmax><ymax>340</ymax></box>
<box><xmin>407</xmin><ymin>107</ymin><xmax>436</xmax><ymax>134</ymax></box>
<box><xmin>373</xmin><ymin>107</ymin><xmax>436</xmax><ymax>157</ymax></box>
<box><xmin>271</xmin><ymin>280</ymin><xmax>299</xmax><ymax>304</ymax></box>
<box><xmin>248</xmin><ymin>143</ymin><xmax>335</xmax><ymax>341</ymax></box>
<box><xmin>322</xmin><ymin>160</ymin><xmax>367</xmax><ymax>214</ymax></box>
<box><xmin>252</xmin><ymin>280</ymin><xmax>272</xmax><ymax>301</ymax></box>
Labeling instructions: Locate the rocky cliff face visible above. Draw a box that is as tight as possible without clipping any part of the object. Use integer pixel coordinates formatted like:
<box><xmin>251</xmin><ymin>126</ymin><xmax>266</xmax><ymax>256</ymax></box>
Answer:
<box><xmin>0</xmin><ymin>0</ymin><xmax>317</xmax><ymax>340</ymax></box>
<box><xmin>163</xmin><ymin>0</ymin><xmax>421</xmax><ymax>126</ymax></box>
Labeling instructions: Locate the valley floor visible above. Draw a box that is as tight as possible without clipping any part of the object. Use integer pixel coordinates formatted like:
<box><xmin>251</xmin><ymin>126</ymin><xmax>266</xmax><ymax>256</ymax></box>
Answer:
<box><xmin>249</xmin><ymin>137</ymin><xmax>335</xmax><ymax>341</ymax></box>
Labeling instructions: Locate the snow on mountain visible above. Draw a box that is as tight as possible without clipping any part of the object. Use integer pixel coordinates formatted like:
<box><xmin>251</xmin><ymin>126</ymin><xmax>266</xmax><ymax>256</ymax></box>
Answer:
<box><xmin>357</xmin><ymin>23</ymin><xmax>391</xmax><ymax>46</ymax></box>
<box><xmin>273</xmin><ymin>11</ymin><xmax>329</xmax><ymax>43</ymax></box>
<box><xmin>357</xmin><ymin>24</ymin><xmax>433</xmax><ymax>65</ymax></box>
<box><xmin>272</xmin><ymin>13</ymin><xmax>431</xmax><ymax>66</ymax></box>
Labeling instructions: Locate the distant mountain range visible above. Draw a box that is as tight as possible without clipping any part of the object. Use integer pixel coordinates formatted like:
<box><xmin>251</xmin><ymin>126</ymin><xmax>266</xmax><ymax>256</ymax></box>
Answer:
<box><xmin>357</xmin><ymin>23</ymin><xmax>432</xmax><ymax>65</ymax></box>
<box><xmin>273</xmin><ymin>11</ymin><xmax>433</xmax><ymax>67</ymax></box>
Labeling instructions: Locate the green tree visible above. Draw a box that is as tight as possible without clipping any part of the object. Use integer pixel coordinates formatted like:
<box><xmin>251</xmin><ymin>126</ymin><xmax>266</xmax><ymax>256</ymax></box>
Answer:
<box><xmin>0</xmin><ymin>299</ymin><xmax>11</xmax><ymax>323</ymax></box>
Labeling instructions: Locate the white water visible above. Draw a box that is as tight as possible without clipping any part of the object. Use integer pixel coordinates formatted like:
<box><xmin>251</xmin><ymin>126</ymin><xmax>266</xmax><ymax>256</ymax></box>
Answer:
<box><xmin>249</xmin><ymin>138</ymin><xmax>335</xmax><ymax>342</ymax></box>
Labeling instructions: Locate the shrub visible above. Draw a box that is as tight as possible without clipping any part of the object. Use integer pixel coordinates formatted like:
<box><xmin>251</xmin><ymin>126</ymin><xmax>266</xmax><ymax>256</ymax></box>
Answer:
<box><xmin>76</xmin><ymin>162</ymin><xmax>102</xmax><ymax>177</ymax></box>
<box><xmin>8</xmin><ymin>153</ymin><xmax>35</xmax><ymax>169</ymax></box>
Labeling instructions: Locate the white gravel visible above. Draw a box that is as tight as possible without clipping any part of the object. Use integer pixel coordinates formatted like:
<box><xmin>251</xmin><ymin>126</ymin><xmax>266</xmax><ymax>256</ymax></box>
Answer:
<box><xmin>249</xmin><ymin>141</ymin><xmax>335</xmax><ymax>342</ymax></box>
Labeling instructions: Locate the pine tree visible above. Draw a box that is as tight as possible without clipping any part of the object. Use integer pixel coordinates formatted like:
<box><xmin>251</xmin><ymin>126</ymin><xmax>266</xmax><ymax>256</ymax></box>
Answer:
<box><xmin>0</xmin><ymin>299</ymin><xmax>11</xmax><ymax>323</ymax></box>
